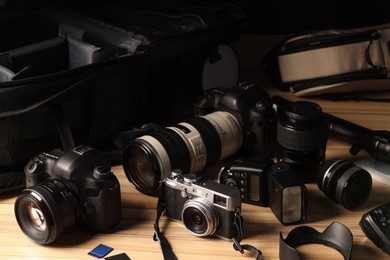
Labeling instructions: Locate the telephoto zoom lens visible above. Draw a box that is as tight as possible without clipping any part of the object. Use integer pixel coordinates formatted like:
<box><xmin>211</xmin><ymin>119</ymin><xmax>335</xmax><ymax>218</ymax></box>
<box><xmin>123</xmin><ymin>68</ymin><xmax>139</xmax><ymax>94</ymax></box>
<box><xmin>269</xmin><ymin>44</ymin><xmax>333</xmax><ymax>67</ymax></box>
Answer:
<box><xmin>277</xmin><ymin>101</ymin><xmax>329</xmax><ymax>182</ymax></box>
<box><xmin>122</xmin><ymin>111</ymin><xmax>243</xmax><ymax>194</ymax></box>
<box><xmin>316</xmin><ymin>158</ymin><xmax>372</xmax><ymax>210</ymax></box>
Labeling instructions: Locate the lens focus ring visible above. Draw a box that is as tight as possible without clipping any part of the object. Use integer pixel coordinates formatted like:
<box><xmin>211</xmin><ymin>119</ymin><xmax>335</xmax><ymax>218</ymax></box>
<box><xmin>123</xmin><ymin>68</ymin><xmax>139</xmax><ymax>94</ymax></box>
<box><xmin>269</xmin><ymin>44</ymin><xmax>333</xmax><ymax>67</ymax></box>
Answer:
<box><xmin>277</xmin><ymin>125</ymin><xmax>328</xmax><ymax>151</ymax></box>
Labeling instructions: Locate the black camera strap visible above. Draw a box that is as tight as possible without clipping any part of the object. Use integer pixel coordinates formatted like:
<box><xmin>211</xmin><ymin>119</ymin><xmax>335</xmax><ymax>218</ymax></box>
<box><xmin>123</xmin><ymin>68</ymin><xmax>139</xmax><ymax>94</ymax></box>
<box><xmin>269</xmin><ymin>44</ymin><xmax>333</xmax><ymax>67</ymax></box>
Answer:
<box><xmin>153</xmin><ymin>184</ymin><xmax>178</xmax><ymax>260</ymax></box>
<box><xmin>153</xmin><ymin>182</ymin><xmax>264</xmax><ymax>260</ymax></box>
<box><xmin>232</xmin><ymin>209</ymin><xmax>264</xmax><ymax>260</ymax></box>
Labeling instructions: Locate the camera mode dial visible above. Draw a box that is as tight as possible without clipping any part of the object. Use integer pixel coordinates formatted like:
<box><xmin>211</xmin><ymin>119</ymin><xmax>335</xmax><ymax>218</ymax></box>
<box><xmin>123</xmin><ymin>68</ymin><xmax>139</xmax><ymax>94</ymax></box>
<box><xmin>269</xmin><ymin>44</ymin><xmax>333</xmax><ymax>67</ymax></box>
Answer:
<box><xmin>183</xmin><ymin>173</ymin><xmax>197</xmax><ymax>183</ymax></box>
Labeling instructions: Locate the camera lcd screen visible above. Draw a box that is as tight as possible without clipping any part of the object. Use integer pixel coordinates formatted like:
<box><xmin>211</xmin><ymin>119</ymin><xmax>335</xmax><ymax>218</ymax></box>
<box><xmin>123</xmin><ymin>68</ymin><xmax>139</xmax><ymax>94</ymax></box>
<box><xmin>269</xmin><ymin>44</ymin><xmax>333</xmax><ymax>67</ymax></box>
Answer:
<box><xmin>282</xmin><ymin>186</ymin><xmax>302</xmax><ymax>223</ymax></box>
<box><xmin>249</xmin><ymin>174</ymin><xmax>260</xmax><ymax>201</ymax></box>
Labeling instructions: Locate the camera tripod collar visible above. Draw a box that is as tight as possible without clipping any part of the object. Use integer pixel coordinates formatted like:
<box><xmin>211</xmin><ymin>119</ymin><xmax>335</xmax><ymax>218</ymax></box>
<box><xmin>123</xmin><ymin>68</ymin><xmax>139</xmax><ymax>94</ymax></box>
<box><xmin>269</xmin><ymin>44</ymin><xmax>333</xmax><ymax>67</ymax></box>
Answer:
<box><xmin>279</xmin><ymin>221</ymin><xmax>353</xmax><ymax>260</ymax></box>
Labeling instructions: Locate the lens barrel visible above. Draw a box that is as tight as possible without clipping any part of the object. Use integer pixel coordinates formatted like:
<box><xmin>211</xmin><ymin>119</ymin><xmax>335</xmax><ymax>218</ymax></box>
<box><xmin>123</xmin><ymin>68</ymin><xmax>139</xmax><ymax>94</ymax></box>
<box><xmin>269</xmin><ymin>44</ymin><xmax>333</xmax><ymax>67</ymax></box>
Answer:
<box><xmin>14</xmin><ymin>179</ymin><xmax>78</xmax><ymax>244</ymax></box>
<box><xmin>277</xmin><ymin>101</ymin><xmax>329</xmax><ymax>182</ymax></box>
<box><xmin>123</xmin><ymin>111</ymin><xmax>242</xmax><ymax>194</ymax></box>
<box><xmin>316</xmin><ymin>158</ymin><xmax>372</xmax><ymax>210</ymax></box>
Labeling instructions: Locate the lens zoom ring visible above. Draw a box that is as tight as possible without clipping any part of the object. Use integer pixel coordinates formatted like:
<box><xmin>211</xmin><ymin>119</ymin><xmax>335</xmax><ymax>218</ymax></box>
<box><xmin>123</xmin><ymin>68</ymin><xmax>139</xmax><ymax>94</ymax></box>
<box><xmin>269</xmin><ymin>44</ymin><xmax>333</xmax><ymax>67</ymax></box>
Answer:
<box><xmin>277</xmin><ymin>124</ymin><xmax>327</xmax><ymax>151</ymax></box>
<box><xmin>185</xmin><ymin>117</ymin><xmax>222</xmax><ymax>167</ymax></box>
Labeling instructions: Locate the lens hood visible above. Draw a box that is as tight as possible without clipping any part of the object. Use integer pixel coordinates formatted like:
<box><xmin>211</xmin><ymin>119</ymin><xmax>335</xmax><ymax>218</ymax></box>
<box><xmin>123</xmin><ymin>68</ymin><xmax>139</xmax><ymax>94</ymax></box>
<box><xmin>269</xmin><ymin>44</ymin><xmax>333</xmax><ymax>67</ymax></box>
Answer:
<box><xmin>279</xmin><ymin>221</ymin><xmax>353</xmax><ymax>260</ymax></box>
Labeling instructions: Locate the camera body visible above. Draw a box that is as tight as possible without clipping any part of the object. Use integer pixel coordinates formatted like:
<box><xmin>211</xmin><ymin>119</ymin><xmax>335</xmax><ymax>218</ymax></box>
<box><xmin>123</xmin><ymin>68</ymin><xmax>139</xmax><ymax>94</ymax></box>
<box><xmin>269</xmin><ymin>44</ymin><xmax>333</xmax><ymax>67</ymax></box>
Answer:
<box><xmin>164</xmin><ymin>169</ymin><xmax>241</xmax><ymax>240</ymax></box>
<box><xmin>15</xmin><ymin>145</ymin><xmax>121</xmax><ymax>244</ymax></box>
<box><xmin>218</xmin><ymin>158</ymin><xmax>307</xmax><ymax>225</ymax></box>
<box><xmin>193</xmin><ymin>82</ymin><xmax>277</xmax><ymax>160</ymax></box>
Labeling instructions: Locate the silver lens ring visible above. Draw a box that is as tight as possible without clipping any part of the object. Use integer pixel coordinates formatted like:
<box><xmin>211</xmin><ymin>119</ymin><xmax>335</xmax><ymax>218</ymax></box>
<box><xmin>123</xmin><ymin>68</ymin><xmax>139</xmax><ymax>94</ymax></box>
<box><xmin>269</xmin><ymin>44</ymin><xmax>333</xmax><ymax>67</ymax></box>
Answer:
<box><xmin>133</xmin><ymin>135</ymin><xmax>171</xmax><ymax>183</ymax></box>
<box><xmin>182</xmin><ymin>197</ymin><xmax>219</xmax><ymax>237</ymax></box>
<box><xmin>202</xmin><ymin>111</ymin><xmax>243</xmax><ymax>160</ymax></box>
<box><xmin>167</xmin><ymin>123</ymin><xmax>206</xmax><ymax>174</ymax></box>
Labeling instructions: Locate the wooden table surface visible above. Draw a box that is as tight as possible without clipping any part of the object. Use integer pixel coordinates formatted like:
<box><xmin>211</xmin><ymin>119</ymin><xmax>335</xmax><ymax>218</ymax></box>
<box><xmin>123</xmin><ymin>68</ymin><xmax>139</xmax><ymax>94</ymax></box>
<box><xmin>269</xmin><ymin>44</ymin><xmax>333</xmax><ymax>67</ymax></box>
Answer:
<box><xmin>2</xmin><ymin>86</ymin><xmax>390</xmax><ymax>260</ymax></box>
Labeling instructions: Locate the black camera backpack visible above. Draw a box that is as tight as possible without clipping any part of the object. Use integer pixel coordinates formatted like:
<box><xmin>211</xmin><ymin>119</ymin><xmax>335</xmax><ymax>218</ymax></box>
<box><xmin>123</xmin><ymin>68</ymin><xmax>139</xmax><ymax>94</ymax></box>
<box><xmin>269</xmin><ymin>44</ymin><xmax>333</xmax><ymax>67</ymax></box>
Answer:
<box><xmin>0</xmin><ymin>1</ymin><xmax>249</xmax><ymax>193</ymax></box>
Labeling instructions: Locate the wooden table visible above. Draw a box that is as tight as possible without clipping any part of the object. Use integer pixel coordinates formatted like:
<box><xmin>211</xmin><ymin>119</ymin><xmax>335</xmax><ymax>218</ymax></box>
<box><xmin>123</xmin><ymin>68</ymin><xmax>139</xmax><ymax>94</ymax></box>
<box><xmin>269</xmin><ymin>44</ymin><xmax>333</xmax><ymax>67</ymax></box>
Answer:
<box><xmin>2</xmin><ymin>86</ymin><xmax>390</xmax><ymax>260</ymax></box>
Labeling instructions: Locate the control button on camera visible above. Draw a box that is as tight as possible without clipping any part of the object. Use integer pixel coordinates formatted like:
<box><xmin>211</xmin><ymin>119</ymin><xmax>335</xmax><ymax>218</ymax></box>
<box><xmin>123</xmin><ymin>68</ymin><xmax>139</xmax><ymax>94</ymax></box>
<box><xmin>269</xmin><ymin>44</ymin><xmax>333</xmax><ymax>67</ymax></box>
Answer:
<box><xmin>184</xmin><ymin>173</ymin><xmax>197</xmax><ymax>183</ymax></box>
<box><xmin>255</xmin><ymin>100</ymin><xmax>271</xmax><ymax>112</ymax></box>
<box><xmin>171</xmin><ymin>169</ymin><xmax>182</xmax><ymax>178</ymax></box>
<box><xmin>181</xmin><ymin>188</ymin><xmax>189</xmax><ymax>198</ymax></box>
<box><xmin>226</xmin><ymin>178</ymin><xmax>238</xmax><ymax>187</ymax></box>
<box><xmin>93</xmin><ymin>166</ymin><xmax>110</xmax><ymax>179</ymax></box>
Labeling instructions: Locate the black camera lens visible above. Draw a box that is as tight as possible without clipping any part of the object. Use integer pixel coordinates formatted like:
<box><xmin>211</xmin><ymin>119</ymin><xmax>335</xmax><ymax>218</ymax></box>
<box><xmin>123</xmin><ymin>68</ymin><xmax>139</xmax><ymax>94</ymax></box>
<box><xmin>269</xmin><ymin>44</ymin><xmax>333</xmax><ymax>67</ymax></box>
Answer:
<box><xmin>277</xmin><ymin>101</ymin><xmax>329</xmax><ymax>182</ymax></box>
<box><xmin>123</xmin><ymin>111</ymin><xmax>242</xmax><ymax>194</ymax></box>
<box><xmin>14</xmin><ymin>180</ymin><xmax>78</xmax><ymax>244</ymax></box>
<box><xmin>316</xmin><ymin>158</ymin><xmax>372</xmax><ymax>210</ymax></box>
<box><xmin>182</xmin><ymin>198</ymin><xmax>218</xmax><ymax>237</ymax></box>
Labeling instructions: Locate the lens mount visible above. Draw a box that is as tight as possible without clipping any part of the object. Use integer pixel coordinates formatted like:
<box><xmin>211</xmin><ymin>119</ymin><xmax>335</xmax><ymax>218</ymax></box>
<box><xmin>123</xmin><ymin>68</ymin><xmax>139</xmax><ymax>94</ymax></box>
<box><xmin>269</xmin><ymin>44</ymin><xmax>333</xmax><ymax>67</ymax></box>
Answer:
<box><xmin>182</xmin><ymin>197</ymin><xmax>218</xmax><ymax>237</ymax></box>
<box><xmin>14</xmin><ymin>180</ymin><xmax>78</xmax><ymax>244</ymax></box>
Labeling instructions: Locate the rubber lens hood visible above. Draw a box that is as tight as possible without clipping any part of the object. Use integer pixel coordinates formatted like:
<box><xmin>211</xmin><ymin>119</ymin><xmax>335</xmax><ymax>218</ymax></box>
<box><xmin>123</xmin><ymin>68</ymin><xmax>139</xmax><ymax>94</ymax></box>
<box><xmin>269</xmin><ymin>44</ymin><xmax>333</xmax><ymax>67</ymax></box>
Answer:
<box><xmin>279</xmin><ymin>221</ymin><xmax>353</xmax><ymax>260</ymax></box>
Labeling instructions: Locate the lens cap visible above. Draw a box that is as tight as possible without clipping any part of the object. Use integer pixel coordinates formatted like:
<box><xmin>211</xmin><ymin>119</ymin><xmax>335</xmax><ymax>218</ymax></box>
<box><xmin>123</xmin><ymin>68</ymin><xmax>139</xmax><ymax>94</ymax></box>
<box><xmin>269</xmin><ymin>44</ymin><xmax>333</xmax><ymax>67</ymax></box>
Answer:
<box><xmin>285</xmin><ymin>101</ymin><xmax>323</xmax><ymax>121</ymax></box>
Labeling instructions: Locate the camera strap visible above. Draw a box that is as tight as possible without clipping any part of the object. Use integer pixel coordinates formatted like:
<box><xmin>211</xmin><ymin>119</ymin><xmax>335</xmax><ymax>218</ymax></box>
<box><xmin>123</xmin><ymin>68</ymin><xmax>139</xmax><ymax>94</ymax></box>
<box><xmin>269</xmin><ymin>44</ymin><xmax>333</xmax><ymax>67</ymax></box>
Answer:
<box><xmin>153</xmin><ymin>182</ymin><xmax>264</xmax><ymax>260</ymax></box>
<box><xmin>232</xmin><ymin>209</ymin><xmax>264</xmax><ymax>260</ymax></box>
<box><xmin>153</xmin><ymin>184</ymin><xmax>178</xmax><ymax>260</ymax></box>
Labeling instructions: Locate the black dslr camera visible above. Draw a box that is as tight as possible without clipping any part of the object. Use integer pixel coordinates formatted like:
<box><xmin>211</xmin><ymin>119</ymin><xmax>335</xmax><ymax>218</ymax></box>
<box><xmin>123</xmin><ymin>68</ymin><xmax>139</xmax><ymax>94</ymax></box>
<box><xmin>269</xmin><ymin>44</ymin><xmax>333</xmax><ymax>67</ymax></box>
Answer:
<box><xmin>193</xmin><ymin>82</ymin><xmax>277</xmax><ymax>160</ymax></box>
<box><xmin>164</xmin><ymin>169</ymin><xmax>241</xmax><ymax>240</ymax></box>
<box><xmin>14</xmin><ymin>145</ymin><xmax>122</xmax><ymax>244</ymax></box>
<box><xmin>218</xmin><ymin>158</ymin><xmax>307</xmax><ymax>225</ymax></box>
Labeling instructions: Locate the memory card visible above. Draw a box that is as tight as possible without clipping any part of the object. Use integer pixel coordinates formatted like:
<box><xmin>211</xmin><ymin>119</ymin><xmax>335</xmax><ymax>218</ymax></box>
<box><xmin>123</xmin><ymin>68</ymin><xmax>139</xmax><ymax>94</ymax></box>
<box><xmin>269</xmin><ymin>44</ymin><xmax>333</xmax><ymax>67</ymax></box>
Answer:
<box><xmin>88</xmin><ymin>244</ymin><xmax>114</xmax><ymax>258</ymax></box>
<box><xmin>105</xmin><ymin>253</ymin><xmax>131</xmax><ymax>260</ymax></box>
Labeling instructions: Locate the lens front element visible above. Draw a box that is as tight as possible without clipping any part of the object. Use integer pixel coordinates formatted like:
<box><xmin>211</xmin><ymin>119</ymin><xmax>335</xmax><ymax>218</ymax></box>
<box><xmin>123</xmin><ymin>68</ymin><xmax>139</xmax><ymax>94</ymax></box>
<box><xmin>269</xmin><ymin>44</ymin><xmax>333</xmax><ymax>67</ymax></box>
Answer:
<box><xmin>27</xmin><ymin>202</ymin><xmax>47</xmax><ymax>231</ymax></box>
<box><xmin>14</xmin><ymin>180</ymin><xmax>78</xmax><ymax>244</ymax></box>
<box><xmin>182</xmin><ymin>198</ymin><xmax>218</xmax><ymax>237</ymax></box>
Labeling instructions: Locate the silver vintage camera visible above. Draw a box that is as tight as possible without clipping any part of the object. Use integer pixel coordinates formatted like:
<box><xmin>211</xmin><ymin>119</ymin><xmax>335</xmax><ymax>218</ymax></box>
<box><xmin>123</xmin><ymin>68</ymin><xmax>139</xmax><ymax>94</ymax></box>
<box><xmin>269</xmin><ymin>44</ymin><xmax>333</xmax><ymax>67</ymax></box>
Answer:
<box><xmin>164</xmin><ymin>169</ymin><xmax>241</xmax><ymax>240</ymax></box>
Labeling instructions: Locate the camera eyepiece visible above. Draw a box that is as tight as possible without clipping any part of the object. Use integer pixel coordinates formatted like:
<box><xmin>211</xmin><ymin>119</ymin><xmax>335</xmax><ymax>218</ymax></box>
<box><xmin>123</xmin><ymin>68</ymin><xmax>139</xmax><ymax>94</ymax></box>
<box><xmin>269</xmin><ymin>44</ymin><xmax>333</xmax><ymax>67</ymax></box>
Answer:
<box><xmin>316</xmin><ymin>158</ymin><xmax>372</xmax><ymax>210</ymax></box>
<box><xmin>277</xmin><ymin>101</ymin><xmax>329</xmax><ymax>182</ymax></box>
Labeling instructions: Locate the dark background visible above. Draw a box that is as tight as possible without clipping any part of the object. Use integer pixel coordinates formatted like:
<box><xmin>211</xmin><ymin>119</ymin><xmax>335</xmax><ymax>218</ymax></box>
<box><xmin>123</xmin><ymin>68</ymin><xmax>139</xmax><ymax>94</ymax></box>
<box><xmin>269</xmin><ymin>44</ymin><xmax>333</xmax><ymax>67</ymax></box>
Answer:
<box><xmin>242</xmin><ymin>1</ymin><xmax>390</xmax><ymax>34</ymax></box>
<box><xmin>6</xmin><ymin>0</ymin><xmax>390</xmax><ymax>34</ymax></box>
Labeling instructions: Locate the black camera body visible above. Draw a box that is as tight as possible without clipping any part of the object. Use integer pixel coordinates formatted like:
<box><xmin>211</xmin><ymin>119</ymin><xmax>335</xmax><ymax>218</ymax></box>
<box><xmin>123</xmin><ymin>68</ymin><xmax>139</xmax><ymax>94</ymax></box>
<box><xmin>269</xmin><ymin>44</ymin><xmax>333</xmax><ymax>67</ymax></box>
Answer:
<box><xmin>218</xmin><ymin>158</ymin><xmax>307</xmax><ymax>225</ymax></box>
<box><xmin>164</xmin><ymin>169</ymin><xmax>241</xmax><ymax>240</ymax></box>
<box><xmin>194</xmin><ymin>82</ymin><xmax>277</xmax><ymax>160</ymax></box>
<box><xmin>15</xmin><ymin>145</ymin><xmax>121</xmax><ymax>244</ymax></box>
